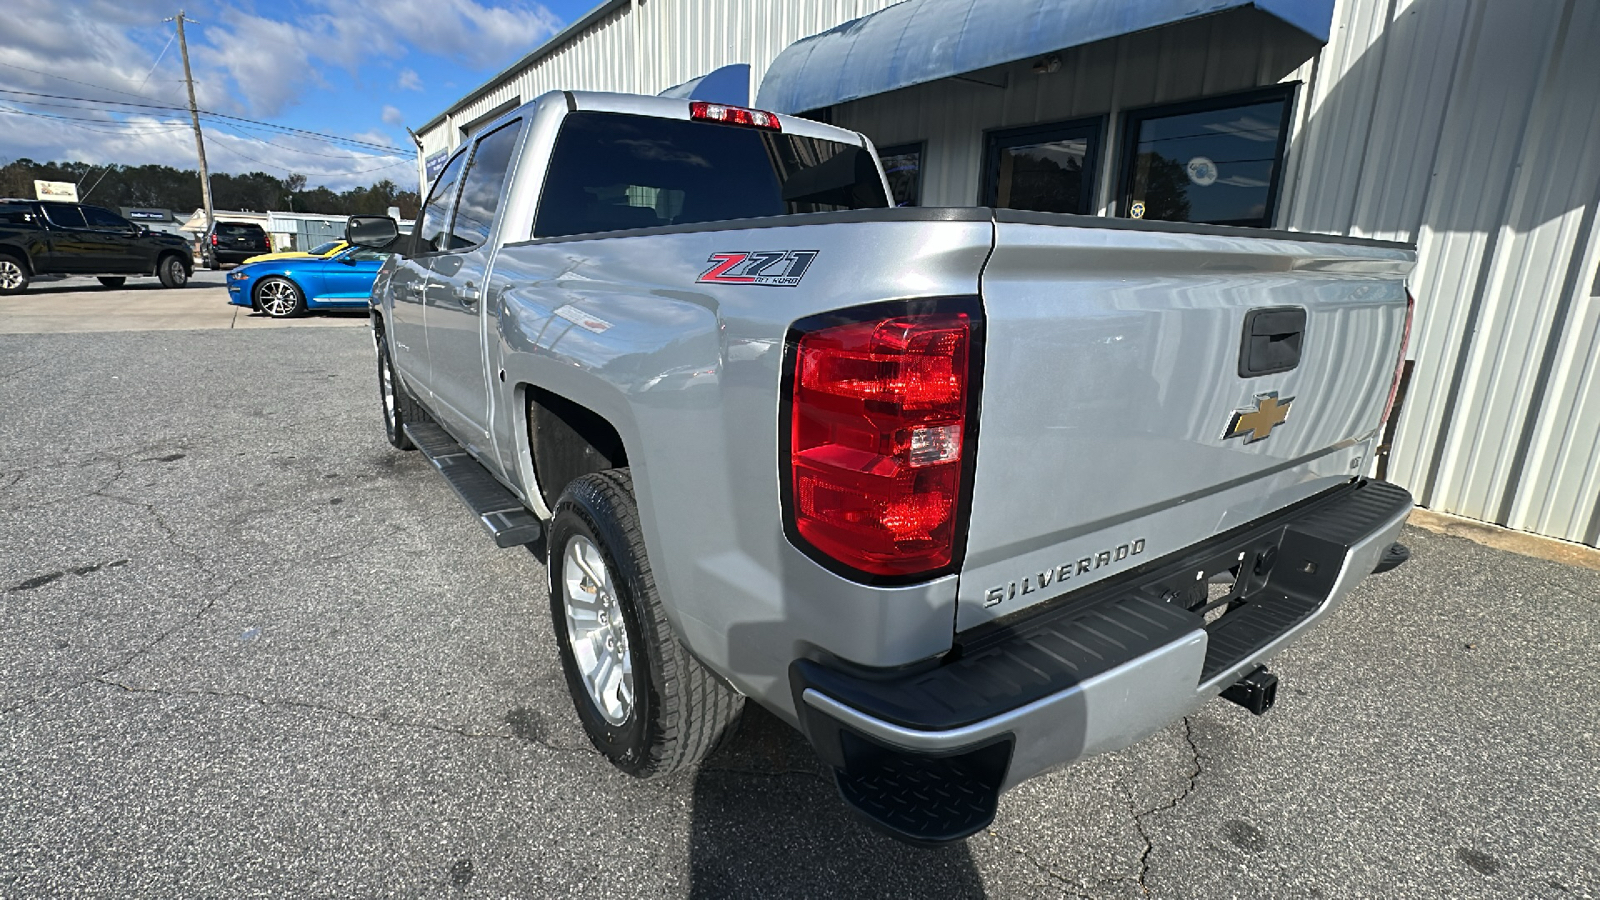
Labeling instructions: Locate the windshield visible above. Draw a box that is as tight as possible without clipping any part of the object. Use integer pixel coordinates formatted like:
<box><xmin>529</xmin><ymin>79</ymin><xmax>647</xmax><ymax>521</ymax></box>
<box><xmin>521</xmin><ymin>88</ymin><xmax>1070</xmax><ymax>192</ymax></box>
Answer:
<box><xmin>309</xmin><ymin>241</ymin><xmax>342</xmax><ymax>255</ymax></box>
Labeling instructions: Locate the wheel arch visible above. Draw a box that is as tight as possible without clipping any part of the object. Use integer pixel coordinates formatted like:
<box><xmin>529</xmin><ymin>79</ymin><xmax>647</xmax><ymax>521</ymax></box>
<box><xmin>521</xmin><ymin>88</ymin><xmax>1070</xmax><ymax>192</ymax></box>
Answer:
<box><xmin>0</xmin><ymin>246</ymin><xmax>33</xmax><ymax>276</ymax></box>
<box><xmin>153</xmin><ymin>249</ymin><xmax>190</xmax><ymax>276</ymax></box>
<box><xmin>523</xmin><ymin>385</ymin><xmax>629</xmax><ymax>516</ymax></box>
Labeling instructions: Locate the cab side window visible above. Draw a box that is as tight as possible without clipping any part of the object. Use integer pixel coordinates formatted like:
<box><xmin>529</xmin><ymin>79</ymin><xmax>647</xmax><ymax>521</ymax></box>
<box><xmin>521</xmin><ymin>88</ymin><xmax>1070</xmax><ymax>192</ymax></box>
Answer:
<box><xmin>41</xmin><ymin>204</ymin><xmax>86</xmax><ymax>229</ymax></box>
<box><xmin>417</xmin><ymin>150</ymin><xmax>469</xmax><ymax>254</ymax></box>
<box><xmin>448</xmin><ymin>119</ymin><xmax>523</xmax><ymax>250</ymax></box>
<box><xmin>0</xmin><ymin>203</ymin><xmax>33</xmax><ymax>226</ymax></box>
<box><xmin>82</xmin><ymin>207</ymin><xmax>132</xmax><ymax>230</ymax></box>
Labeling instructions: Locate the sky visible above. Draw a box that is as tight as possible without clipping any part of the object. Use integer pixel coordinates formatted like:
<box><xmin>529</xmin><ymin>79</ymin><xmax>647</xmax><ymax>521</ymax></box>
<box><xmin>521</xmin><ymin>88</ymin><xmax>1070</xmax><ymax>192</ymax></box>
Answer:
<box><xmin>0</xmin><ymin>0</ymin><xmax>598</xmax><ymax>192</ymax></box>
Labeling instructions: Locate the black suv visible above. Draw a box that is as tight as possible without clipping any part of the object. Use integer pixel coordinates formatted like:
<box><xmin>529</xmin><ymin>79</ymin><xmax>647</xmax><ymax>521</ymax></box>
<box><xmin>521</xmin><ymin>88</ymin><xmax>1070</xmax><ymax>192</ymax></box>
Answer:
<box><xmin>201</xmin><ymin>221</ymin><xmax>271</xmax><ymax>269</ymax></box>
<box><xmin>0</xmin><ymin>199</ymin><xmax>194</xmax><ymax>294</ymax></box>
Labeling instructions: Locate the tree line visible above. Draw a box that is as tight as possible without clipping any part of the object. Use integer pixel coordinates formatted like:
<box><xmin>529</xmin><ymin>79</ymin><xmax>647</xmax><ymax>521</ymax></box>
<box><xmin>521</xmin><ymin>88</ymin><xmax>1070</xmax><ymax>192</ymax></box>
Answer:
<box><xmin>0</xmin><ymin>158</ymin><xmax>421</xmax><ymax>219</ymax></box>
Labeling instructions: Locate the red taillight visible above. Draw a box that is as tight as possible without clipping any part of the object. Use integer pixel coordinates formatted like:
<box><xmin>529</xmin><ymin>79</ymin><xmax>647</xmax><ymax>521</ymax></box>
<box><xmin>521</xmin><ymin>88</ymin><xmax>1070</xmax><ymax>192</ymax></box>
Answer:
<box><xmin>1380</xmin><ymin>289</ymin><xmax>1416</xmax><ymax>426</ymax></box>
<box><xmin>210</xmin><ymin>234</ymin><xmax>218</xmax><ymax>245</ymax></box>
<box><xmin>690</xmin><ymin>101</ymin><xmax>782</xmax><ymax>131</ymax></box>
<box><xmin>787</xmin><ymin>310</ymin><xmax>974</xmax><ymax>577</ymax></box>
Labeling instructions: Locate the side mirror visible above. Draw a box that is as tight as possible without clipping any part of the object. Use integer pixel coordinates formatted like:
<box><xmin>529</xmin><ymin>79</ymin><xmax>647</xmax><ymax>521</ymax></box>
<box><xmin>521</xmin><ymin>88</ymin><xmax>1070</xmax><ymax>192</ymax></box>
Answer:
<box><xmin>346</xmin><ymin>215</ymin><xmax>399</xmax><ymax>249</ymax></box>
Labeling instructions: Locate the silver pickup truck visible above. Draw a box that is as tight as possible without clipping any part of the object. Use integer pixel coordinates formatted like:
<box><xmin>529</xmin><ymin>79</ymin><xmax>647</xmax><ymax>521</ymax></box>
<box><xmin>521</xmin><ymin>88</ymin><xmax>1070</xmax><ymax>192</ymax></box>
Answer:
<box><xmin>351</xmin><ymin>91</ymin><xmax>1416</xmax><ymax>845</ymax></box>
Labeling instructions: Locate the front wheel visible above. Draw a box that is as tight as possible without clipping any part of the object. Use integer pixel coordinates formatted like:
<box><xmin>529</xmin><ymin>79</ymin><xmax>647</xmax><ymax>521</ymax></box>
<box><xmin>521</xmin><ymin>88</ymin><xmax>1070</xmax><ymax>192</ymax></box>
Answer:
<box><xmin>549</xmin><ymin>470</ymin><xmax>743</xmax><ymax>777</ymax></box>
<box><xmin>0</xmin><ymin>257</ymin><xmax>29</xmax><ymax>295</ymax></box>
<box><xmin>376</xmin><ymin>334</ymin><xmax>416</xmax><ymax>450</ymax></box>
<box><xmin>158</xmin><ymin>256</ymin><xmax>188</xmax><ymax>288</ymax></box>
<box><xmin>256</xmin><ymin>277</ymin><xmax>305</xmax><ymax>318</ymax></box>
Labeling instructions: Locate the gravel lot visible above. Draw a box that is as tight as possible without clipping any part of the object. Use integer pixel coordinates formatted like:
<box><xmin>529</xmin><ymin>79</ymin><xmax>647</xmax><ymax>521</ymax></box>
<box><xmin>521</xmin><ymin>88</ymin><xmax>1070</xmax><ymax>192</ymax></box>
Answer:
<box><xmin>1</xmin><ymin>318</ymin><xmax>1596</xmax><ymax>898</ymax></box>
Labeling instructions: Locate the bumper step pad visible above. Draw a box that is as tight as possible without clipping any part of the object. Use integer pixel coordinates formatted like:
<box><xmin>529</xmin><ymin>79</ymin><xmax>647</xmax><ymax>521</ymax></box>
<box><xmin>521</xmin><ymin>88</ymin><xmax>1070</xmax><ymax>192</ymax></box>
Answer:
<box><xmin>833</xmin><ymin>751</ymin><xmax>1000</xmax><ymax>846</ymax></box>
<box><xmin>404</xmin><ymin>421</ymin><xmax>543</xmax><ymax>548</ymax></box>
<box><xmin>792</xmin><ymin>479</ymin><xmax>1413</xmax><ymax>845</ymax></box>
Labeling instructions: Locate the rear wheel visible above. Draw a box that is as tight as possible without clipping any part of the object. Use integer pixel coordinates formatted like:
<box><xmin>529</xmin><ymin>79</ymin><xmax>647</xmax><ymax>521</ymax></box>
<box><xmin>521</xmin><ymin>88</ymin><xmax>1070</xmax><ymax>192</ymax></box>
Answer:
<box><xmin>157</xmin><ymin>256</ymin><xmax>188</xmax><ymax>288</ymax></box>
<box><xmin>549</xmin><ymin>469</ymin><xmax>743</xmax><ymax>777</ymax></box>
<box><xmin>256</xmin><ymin>277</ymin><xmax>305</xmax><ymax>318</ymax></box>
<box><xmin>0</xmin><ymin>257</ymin><xmax>29</xmax><ymax>295</ymax></box>
<box><xmin>376</xmin><ymin>333</ymin><xmax>416</xmax><ymax>451</ymax></box>
<box><xmin>97</xmin><ymin>276</ymin><xmax>126</xmax><ymax>288</ymax></box>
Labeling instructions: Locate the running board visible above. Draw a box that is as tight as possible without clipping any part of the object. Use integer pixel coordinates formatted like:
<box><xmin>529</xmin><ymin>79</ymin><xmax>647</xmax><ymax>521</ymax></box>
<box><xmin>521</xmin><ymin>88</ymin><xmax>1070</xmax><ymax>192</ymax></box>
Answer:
<box><xmin>404</xmin><ymin>421</ymin><xmax>544</xmax><ymax>548</ymax></box>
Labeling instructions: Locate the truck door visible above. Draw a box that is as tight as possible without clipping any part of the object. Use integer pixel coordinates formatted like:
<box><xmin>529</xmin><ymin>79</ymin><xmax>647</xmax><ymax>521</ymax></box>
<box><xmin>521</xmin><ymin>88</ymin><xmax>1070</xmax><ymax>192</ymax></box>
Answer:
<box><xmin>81</xmin><ymin>206</ymin><xmax>140</xmax><ymax>272</ymax></box>
<box><xmin>391</xmin><ymin>149</ymin><xmax>467</xmax><ymax>393</ymax></box>
<box><xmin>38</xmin><ymin>203</ymin><xmax>113</xmax><ymax>273</ymax></box>
<box><xmin>419</xmin><ymin>118</ymin><xmax>524</xmax><ymax>456</ymax></box>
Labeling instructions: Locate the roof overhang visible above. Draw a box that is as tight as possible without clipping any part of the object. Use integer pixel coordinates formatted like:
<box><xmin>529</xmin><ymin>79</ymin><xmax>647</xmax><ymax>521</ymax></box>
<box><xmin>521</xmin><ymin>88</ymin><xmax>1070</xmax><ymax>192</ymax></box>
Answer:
<box><xmin>755</xmin><ymin>0</ymin><xmax>1336</xmax><ymax>114</ymax></box>
<box><xmin>658</xmin><ymin>64</ymin><xmax>751</xmax><ymax>106</ymax></box>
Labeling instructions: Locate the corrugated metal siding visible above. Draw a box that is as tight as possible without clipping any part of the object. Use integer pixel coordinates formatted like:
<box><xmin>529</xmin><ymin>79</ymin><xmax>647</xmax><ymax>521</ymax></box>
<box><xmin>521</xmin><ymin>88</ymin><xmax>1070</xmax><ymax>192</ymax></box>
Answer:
<box><xmin>419</xmin><ymin>0</ymin><xmax>1600</xmax><ymax>549</ymax></box>
<box><xmin>418</xmin><ymin>0</ymin><xmax>903</xmax><ymax>156</ymax></box>
<box><xmin>829</xmin><ymin>8</ymin><xmax>1322</xmax><ymax>207</ymax></box>
<box><xmin>1285</xmin><ymin>0</ymin><xmax>1600</xmax><ymax>545</ymax></box>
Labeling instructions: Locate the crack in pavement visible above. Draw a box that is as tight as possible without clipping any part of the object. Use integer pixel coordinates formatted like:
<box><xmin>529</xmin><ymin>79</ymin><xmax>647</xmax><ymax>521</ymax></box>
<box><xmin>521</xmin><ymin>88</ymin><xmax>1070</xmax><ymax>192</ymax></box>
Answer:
<box><xmin>1131</xmin><ymin>717</ymin><xmax>1203</xmax><ymax>897</ymax></box>
<box><xmin>1</xmin><ymin>466</ymin><xmax>233</xmax><ymax>718</ymax></box>
<box><xmin>980</xmin><ymin>829</ymin><xmax>1096</xmax><ymax>899</ymax></box>
<box><xmin>91</xmin><ymin>677</ymin><xmax>594</xmax><ymax>756</ymax></box>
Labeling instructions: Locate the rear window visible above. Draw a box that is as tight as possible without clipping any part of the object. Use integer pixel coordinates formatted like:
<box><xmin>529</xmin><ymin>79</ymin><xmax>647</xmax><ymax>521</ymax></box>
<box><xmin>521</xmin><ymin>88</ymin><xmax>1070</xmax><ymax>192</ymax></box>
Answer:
<box><xmin>532</xmin><ymin>112</ymin><xmax>888</xmax><ymax>239</ymax></box>
<box><xmin>218</xmin><ymin>223</ymin><xmax>264</xmax><ymax>236</ymax></box>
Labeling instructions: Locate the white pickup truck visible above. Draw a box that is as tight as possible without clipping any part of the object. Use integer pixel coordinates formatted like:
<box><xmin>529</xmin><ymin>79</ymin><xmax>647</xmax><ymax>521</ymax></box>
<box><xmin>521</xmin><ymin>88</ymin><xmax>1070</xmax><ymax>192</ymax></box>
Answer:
<box><xmin>351</xmin><ymin>91</ymin><xmax>1415</xmax><ymax>845</ymax></box>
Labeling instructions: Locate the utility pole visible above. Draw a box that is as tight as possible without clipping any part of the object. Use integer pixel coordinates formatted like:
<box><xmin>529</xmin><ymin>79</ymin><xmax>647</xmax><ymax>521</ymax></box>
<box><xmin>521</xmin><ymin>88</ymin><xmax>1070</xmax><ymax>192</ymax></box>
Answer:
<box><xmin>405</xmin><ymin>127</ymin><xmax>427</xmax><ymax>204</ymax></box>
<box><xmin>167</xmin><ymin>10</ymin><xmax>214</xmax><ymax>234</ymax></box>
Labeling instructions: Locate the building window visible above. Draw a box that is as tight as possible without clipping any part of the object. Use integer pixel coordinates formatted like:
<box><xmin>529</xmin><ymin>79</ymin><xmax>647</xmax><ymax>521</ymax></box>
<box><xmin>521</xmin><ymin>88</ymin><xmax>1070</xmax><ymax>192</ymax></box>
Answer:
<box><xmin>1117</xmin><ymin>87</ymin><xmax>1295</xmax><ymax>229</ymax></box>
<box><xmin>981</xmin><ymin>118</ymin><xmax>1102</xmax><ymax>215</ymax></box>
<box><xmin>878</xmin><ymin>142</ymin><xmax>924</xmax><ymax>207</ymax></box>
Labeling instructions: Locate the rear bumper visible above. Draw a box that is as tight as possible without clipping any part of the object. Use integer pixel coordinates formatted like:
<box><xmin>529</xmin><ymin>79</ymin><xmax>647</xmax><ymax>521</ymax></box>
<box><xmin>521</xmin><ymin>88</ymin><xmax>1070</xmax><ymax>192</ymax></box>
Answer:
<box><xmin>791</xmin><ymin>479</ymin><xmax>1412</xmax><ymax>844</ymax></box>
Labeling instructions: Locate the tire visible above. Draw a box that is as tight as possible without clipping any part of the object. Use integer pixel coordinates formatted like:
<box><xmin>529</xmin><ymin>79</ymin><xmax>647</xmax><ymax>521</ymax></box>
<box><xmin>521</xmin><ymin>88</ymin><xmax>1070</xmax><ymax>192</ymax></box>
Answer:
<box><xmin>205</xmin><ymin>254</ymin><xmax>219</xmax><ymax>271</ymax></box>
<box><xmin>157</xmin><ymin>255</ymin><xmax>188</xmax><ymax>288</ymax></box>
<box><xmin>256</xmin><ymin>277</ymin><xmax>305</xmax><ymax>318</ymax></box>
<box><xmin>0</xmin><ymin>256</ymin><xmax>29</xmax><ymax>295</ymax></box>
<box><xmin>97</xmin><ymin>276</ymin><xmax>127</xmax><ymax>288</ymax></box>
<box><xmin>375</xmin><ymin>332</ymin><xmax>417</xmax><ymax>451</ymax></box>
<box><xmin>549</xmin><ymin>469</ymin><xmax>743</xmax><ymax>777</ymax></box>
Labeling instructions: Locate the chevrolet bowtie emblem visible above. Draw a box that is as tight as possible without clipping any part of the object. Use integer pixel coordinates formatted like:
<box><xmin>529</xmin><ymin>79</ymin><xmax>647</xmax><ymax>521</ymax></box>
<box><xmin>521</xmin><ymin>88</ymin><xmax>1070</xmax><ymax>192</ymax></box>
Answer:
<box><xmin>1224</xmin><ymin>392</ymin><xmax>1294</xmax><ymax>444</ymax></box>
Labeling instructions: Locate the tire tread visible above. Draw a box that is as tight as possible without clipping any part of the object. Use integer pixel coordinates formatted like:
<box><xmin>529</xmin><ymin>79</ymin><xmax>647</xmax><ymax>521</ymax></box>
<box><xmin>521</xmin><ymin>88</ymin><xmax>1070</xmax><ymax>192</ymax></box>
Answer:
<box><xmin>558</xmin><ymin>469</ymin><xmax>743</xmax><ymax>777</ymax></box>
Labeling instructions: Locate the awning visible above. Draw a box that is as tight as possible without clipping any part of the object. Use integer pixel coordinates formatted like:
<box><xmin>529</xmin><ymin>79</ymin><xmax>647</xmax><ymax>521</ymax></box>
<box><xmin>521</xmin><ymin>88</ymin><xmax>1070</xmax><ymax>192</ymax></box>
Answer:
<box><xmin>755</xmin><ymin>0</ymin><xmax>1335</xmax><ymax>114</ymax></box>
<box><xmin>659</xmin><ymin>64</ymin><xmax>751</xmax><ymax>107</ymax></box>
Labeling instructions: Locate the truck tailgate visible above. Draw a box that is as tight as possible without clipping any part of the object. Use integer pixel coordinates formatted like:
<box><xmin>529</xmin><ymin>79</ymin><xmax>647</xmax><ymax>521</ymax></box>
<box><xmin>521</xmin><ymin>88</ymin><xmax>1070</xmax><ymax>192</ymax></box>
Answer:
<box><xmin>958</xmin><ymin>215</ymin><xmax>1414</xmax><ymax>630</ymax></box>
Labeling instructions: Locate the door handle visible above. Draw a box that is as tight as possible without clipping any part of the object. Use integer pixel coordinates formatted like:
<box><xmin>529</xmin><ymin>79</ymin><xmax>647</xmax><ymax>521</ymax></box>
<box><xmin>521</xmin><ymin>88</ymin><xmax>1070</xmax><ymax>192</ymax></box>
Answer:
<box><xmin>459</xmin><ymin>281</ymin><xmax>480</xmax><ymax>305</ymax></box>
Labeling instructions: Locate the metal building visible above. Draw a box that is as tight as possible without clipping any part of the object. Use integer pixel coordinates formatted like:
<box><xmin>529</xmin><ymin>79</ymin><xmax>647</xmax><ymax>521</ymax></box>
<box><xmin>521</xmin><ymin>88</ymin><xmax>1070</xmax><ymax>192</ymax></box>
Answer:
<box><xmin>415</xmin><ymin>0</ymin><xmax>1600</xmax><ymax>549</ymax></box>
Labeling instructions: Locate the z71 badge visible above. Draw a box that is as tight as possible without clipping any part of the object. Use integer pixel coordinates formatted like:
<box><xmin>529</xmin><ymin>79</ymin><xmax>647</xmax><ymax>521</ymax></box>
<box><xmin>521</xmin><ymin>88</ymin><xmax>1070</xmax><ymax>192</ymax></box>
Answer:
<box><xmin>697</xmin><ymin>250</ymin><xmax>818</xmax><ymax>286</ymax></box>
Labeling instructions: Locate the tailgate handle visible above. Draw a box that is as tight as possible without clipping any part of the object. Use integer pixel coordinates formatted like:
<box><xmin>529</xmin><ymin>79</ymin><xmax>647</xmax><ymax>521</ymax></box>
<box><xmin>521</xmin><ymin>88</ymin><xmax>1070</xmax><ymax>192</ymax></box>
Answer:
<box><xmin>1239</xmin><ymin>307</ymin><xmax>1306</xmax><ymax>377</ymax></box>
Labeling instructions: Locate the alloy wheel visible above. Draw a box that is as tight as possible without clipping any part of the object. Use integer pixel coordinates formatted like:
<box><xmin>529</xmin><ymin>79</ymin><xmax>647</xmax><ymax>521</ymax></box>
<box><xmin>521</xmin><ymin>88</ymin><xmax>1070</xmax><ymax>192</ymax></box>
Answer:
<box><xmin>0</xmin><ymin>260</ymin><xmax>23</xmax><ymax>290</ymax></box>
<box><xmin>561</xmin><ymin>535</ymin><xmax>635</xmax><ymax>726</ymax></box>
<box><xmin>258</xmin><ymin>279</ymin><xmax>299</xmax><ymax>317</ymax></box>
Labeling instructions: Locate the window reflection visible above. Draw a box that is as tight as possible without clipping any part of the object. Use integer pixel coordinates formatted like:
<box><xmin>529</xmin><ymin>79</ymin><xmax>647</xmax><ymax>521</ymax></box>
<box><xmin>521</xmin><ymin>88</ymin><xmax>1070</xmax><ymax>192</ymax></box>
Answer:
<box><xmin>1120</xmin><ymin>90</ymin><xmax>1292</xmax><ymax>228</ymax></box>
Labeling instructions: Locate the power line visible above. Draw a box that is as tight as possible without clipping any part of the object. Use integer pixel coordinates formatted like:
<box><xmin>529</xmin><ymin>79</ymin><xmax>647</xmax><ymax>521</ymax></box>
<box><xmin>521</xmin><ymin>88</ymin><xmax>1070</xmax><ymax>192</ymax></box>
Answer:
<box><xmin>0</xmin><ymin>87</ymin><xmax>406</xmax><ymax>153</ymax></box>
<box><xmin>0</xmin><ymin>106</ymin><xmax>189</xmax><ymax>135</ymax></box>
<box><xmin>210</xmin><ymin>120</ymin><xmax>403</xmax><ymax>160</ymax></box>
<box><xmin>0</xmin><ymin>60</ymin><xmax>166</xmax><ymax>102</ymax></box>
<box><xmin>205</xmin><ymin>136</ymin><xmax>413</xmax><ymax>177</ymax></box>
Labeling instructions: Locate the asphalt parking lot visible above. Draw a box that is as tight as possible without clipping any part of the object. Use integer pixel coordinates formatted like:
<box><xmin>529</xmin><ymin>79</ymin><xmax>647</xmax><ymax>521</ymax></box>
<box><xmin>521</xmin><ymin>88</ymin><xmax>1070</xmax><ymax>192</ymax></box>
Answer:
<box><xmin>1</xmin><ymin>285</ymin><xmax>1597</xmax><ymax>898</ymax></box>
<box><xmin>0</xmin><ymin>270</ymin><xmax>365</xmax><ymax>334</ymax></box>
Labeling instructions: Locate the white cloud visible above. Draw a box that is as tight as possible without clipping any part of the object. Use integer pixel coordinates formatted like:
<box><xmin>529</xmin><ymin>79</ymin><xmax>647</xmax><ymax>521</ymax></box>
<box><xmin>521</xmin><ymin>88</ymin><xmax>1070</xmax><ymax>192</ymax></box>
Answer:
<box><xmin>0</xmin><ymin>0</ymin><xmax>559</xmax><ymax>189</ymax></box>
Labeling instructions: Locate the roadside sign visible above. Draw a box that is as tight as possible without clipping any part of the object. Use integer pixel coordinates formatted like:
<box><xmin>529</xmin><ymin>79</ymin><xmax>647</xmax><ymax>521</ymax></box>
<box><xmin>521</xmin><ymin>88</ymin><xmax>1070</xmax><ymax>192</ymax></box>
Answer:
<box><xmin>34</xmin><ymin>180</ymin><xmax>78</xmax><ymax>202</ymax></box>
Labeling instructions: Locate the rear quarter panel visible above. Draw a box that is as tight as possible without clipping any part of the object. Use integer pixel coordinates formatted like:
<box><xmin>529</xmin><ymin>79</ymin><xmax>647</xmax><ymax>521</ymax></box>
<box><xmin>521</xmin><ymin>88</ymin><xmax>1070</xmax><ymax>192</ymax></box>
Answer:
<box><xmin>490</xmin><ymin>214</ymin><xmax>994</xmax><ymax>719</ymax></box>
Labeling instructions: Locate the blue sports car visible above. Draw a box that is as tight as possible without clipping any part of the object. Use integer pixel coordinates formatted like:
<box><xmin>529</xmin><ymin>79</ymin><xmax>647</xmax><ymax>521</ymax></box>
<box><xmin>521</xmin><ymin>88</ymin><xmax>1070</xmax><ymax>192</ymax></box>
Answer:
<box><xmin>227</xmin><ymin>245</ymin><xmax>390</xmax><ymax>318</ymax></box>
